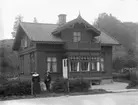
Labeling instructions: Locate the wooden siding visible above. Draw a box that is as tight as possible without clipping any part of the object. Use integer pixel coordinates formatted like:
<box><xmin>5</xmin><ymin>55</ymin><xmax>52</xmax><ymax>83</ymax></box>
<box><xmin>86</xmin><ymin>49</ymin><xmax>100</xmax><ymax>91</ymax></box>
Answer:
<box><xmin>102</xmin><ymin>46</ymin><xmax>112</xmax><ymax>76</ymax></box>
<box><xmin>19</xmin><ymin>32</ymin><xmax>35</xmax><ymax>51</ymax></box>
<box><xmin>23</xmin><ymin>54</ymin><xmax>30</xmax><ymax>75</ymax></box>
<box><xmin>61</xmin><ymin>23</ymin><xmax>100</xmax><ymax>50</ymax></box>
<box><xmin>36</xmin><ymin>43</ymin><xmax>64</xmax><ymax>80</ymax></box>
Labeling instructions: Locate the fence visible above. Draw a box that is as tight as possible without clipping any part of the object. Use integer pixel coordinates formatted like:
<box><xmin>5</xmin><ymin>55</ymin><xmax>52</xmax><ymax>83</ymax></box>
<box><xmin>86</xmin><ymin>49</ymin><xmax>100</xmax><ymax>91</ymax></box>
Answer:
<box><xmin>127</xmin><ymin>68</ymin><xmax>138</xmax><ymax>81</ymax></box>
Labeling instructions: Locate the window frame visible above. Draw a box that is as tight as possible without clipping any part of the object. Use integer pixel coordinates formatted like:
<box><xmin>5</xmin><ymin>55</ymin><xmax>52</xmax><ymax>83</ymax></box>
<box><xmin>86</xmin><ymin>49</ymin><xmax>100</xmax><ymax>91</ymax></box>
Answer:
<box><xmin>21</xmin><ymin>36</ymin><xmax>28</xmax><ymax>49</ymax></box>
<box><xmin>80</xmin><ymin>56</ymin><xmax>89</xmax><ymax>71</ymax></box>
<box><xmin>100</xmin><ymin>57</ymin><xmax>105</xmax><ymax>72</ymax></box>
<box><xmin>73</xmin><ymin>32</ymin><xmax>81</xmax><ymax>42</ymax></box>
<box><xmin>46</xmin><ymin>57</ymin><xmax>57</xmax><ymax>73</ymax></box>
<box><xmin>69</xmin><ymin>56</ymin><xmax>79</xmax><ymax>72</ymax></box>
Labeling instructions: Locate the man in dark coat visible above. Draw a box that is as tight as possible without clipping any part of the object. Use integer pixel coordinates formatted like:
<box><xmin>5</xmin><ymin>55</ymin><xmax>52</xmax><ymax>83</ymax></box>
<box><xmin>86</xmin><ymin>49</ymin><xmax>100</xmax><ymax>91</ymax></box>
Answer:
<box><xmin>44</xmin><ymin>72</ymin><xmax>51</xmax><ymax>92</ymax></box>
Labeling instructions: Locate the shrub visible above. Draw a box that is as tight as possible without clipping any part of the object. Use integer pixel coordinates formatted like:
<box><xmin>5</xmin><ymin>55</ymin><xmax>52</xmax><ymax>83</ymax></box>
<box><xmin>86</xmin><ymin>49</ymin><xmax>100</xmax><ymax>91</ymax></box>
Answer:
<box><xmin>69</xmin><ymin>80</ymin><xmax>90</xmax><ymax>92</ymax></box>
<box><xmin>51</xmin><ymin>79</ymin><xmax>67</xmax><ymax>93</ymax></box>
<box><xmin>0</xmin><ymin>74</ymin><xmax>8</xmax><ymax>85</ymax></box>
<box><xmin>126</xmin><ymin>80</ymin><xmax>138</xmax><ymax>89</ymax></box>
<box><xmin>51</xmin><ymin>79</ymin><xmax>90</xmax><ymax>93</ymax></box>
<box><xmin>0</xmin><ymin>81</ymin><xmax>31</xmax><ymax>97</ymax></box>
<box><xmin>113</xmin><ymin>72</ymin><xmax>130</xmax><ymax>80</ymax></box>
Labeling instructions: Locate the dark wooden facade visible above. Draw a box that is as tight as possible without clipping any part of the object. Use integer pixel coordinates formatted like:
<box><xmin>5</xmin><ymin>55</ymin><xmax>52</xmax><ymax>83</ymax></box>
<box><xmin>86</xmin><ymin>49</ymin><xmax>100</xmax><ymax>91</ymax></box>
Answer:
<box><xmin>13</xmin><ymin>14</ymin><xmax>119</xmax><ymax>83</ymax></box>
<box><xmin>17</xmin><ymin>25</ymin><xmax>112</xmax><ymax>81</ymax></box>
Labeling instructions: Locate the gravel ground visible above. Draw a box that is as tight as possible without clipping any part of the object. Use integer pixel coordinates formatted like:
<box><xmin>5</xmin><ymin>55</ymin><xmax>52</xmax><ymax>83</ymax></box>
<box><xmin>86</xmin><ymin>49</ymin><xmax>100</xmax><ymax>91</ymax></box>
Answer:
<box><xmin>1</xmin><ymin>91</ymin><xmax>138</xmax><ymax>105</ymax></box>
<box><xmin>91</xmin><ymin>82</ymin><xmax>129</xmax><ymax>92</ymax></box>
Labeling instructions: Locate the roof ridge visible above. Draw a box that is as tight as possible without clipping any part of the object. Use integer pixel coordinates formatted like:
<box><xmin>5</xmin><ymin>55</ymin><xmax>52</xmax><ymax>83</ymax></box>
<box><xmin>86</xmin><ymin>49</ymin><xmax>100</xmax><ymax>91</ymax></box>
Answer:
<box><xmin>21</xmin><ymin>22</ymin><xmax>56</xmax><ymax>25</ymax></box>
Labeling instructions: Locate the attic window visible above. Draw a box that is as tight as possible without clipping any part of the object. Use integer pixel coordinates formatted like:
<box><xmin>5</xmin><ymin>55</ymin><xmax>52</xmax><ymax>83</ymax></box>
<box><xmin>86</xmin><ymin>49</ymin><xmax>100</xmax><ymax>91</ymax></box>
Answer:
<box><xmin>21</xmin><ymin>37</ymin><xmax>28</xmax><ymax>49</ymax></box>
<box><xmin>73</xmin><ymin>32</ymin><xmax>81</xmax><ymax>42</ymax></box>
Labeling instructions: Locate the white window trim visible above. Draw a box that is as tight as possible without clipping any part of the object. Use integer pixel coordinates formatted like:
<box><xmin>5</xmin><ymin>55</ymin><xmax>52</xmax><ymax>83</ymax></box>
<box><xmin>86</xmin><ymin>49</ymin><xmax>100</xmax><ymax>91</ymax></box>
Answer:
<box><xmin>24</xmin><ymin>39</ymin><xmax>27</xmax><ymax>48</ymax></box>
<box><xmin>97</xmin><ymin>62</ymin><xmax>100</xmax><ymax>71</ymax></box>
<box><xmin>77</xmin><ymin>62</ymin><xmax>79</xmax><ymax>72</ymax></box>
<box><xmin>46</xmin><ymin>57</ymin><xmax>57</xmax><ymax>73</ymax></box>
<box><xmin>73</xmin><ymin>32</ymin><xmax>81</xmax><ymax>42</ymax></box>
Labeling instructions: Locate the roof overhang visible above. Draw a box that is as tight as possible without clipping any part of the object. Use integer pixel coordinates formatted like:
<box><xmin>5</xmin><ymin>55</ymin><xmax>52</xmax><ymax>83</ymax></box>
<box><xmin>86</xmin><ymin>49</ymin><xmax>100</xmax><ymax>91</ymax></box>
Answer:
<box><xmin>35</xmin><ymin>41</ymin><xmax>65</xmax><ymax>44</ymax></box>
<box><xmin>52</xmin><ymin>15</ymin><xmax>101</xmax><ymax>36</ymax></box>
<box><xmin>101</xmin><ymin>43</ymin><xmax>121</xmax><ymax>46</ymax></box>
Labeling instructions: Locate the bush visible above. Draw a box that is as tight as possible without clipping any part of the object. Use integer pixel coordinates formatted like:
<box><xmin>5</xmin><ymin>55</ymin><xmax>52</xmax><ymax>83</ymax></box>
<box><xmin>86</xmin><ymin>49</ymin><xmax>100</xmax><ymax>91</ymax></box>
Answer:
<box><xmin>69</xmin><ymin>80</ymin><xmax>90</xmax><ymax>92</ymax></box>
<box><xmin>126</xmin><ymin>80</ymin><xmax>138</xmax><ymax>89</ymax></box>
<box><xmin>0</xmin><ymin>74</ymin><xmax>8</xmax><ymax>85</ymax></box>
<box><xmin>113</xmin><ymin>72</ymin><xmax>130</xmax><ymax>80</ymax></box>
<box><xmin>0</xmin><ymin>81</ymin><xmax>31</xmax><ymax>97</ymax></box>
<box><xmin>51</xmin><ymin>79</ymin><xmax>90</xmax><ymax>93</ymax></box>
<box><xmin>51</xmin><ymin>79</ymin><xmax>67</xmax><ymax>93</ymax></box>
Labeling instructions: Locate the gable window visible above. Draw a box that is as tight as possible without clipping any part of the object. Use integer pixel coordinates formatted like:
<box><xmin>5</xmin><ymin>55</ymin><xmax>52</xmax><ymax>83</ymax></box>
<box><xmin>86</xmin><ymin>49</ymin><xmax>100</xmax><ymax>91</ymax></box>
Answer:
<box><xmin>73</xmin><ymin>32</ymin><xmax>81</xmax><ymax>42</ymax></box>
<box><xmin>21</xmin><ymin>37</ymin><xmax>28</xmax><ymax>49</ymax></box>
<box><xmin>47</xmin><ymin>57</ymin><xmax>57</xmax><ymax>72</ymax></box>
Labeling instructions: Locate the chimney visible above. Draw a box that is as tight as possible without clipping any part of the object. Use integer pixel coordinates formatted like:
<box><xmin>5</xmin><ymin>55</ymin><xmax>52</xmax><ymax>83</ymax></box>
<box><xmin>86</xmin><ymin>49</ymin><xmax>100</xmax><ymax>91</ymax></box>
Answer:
<box><xmin>58</xmin><ymin>14</ymin><xmax>66</xmax><ymax>26</ymax></box>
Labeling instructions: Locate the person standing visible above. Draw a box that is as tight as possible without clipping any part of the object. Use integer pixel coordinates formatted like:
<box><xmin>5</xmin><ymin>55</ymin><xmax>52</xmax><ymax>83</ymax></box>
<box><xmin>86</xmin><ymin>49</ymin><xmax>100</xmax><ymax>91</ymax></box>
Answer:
<box><xmin>44</xmin><ymin>72</ymin><xmax>51</xmax><ymax>92</ymax></box>
<box><xmin>32</xmin><ymin>72</ymin><xmax>41</xmax><ymax>95</ymax></box>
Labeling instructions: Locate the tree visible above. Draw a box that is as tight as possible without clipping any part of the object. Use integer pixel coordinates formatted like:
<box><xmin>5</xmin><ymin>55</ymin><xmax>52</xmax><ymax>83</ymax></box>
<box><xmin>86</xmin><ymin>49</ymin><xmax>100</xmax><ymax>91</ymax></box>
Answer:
<box><xmin>113</xmin><ymin>57</ymin><xmax>125</xmax><ymax>72</ymax></box>
<box><xmin>0</xmin><ymin>40</ymin><xmax>5</xmax><ymax>73</ymax></box>
<box><xmin>93</xmin><ymin>13</ymin><xmax>135</xmax><ymax>50</ymax></box>
<box><xmin>12</xmin><ymin>14</ymin><xmax>23</xmax><ymax>38</ymax></box>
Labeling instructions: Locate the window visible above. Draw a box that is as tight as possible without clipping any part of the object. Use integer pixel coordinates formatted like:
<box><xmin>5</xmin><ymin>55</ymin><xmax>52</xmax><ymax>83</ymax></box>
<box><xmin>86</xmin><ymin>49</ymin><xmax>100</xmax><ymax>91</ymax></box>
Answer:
<box><xmin>101</xmin><ymin>58</ymin><xmax>104</xmax><ymax>71</ymax></box>
<box><xmin>70</xmin><ymin>61</ymin><xmax>78</xmax><ymax>72</ymax></box>
<box><xmin>73</xmin><ymin>32</ymin><xmax>81</xmax><ymax>42</ymax></box>
<box><xmin>80</xmin><ymin>56</ymin><xmax>89</xmax><ymax>71</ymax></box>
<box><xmin>91</xmin><ymin>62</ymin><xmax>97</xmax><ymax>71</ymax></box>
<box><xmin>47</xmin><ymin>57</ymin><xmax>57</xmax><ymax>72</ymax></box>
<box><xmin>70</xmin><ymin>56</ymin><xmax>79</xmax><ymax>72</ymax></box>
<box><xmin>21</xmin><ymin>37</ymin><xmax>28</xmax><ymax>49</ymax></box>
<box><xmin>69</xmin><ymin>56</ymin><xmax>103</xmax><ymax>72</ymax></box>
<box><xmin>91</xmin><ymin>57</ymin><xmax>99</xmax><ymax>71</ymax></box>
<box><xmin>81</xmin><ymin>62</ymin><xmax>88</xmax><ymax>71</ymax></box>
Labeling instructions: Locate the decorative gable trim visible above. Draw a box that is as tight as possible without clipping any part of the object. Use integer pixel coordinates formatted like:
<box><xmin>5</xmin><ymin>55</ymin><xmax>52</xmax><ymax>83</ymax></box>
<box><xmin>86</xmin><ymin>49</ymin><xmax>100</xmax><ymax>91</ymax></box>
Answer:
<box><xmin>52</xmin><ymin>15</ymin><xmax>101</xmax><ymax>36</ymax></box>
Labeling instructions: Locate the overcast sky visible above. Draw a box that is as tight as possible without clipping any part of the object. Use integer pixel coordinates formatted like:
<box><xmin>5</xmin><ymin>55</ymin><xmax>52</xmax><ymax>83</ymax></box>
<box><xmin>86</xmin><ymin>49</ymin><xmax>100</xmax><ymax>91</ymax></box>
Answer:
<box><xmin>0</xmin><ymin>0</ymin><xmax>138</xmax><ymax>39</ymax></box>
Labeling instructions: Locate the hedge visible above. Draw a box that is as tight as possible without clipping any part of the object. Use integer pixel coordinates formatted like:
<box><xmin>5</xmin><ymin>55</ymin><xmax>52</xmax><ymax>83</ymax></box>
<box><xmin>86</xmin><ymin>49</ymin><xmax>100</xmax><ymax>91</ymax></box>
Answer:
<box><xmin>51</xmin><ymin>79</ymin><xmax>90</xmax><ymax>93</ymax></box>
<box><xmin>126</xmin><ymin>80</ymin><xmax>138</xmax><ymax>89</ymax></box>
<box><xmin>0</xmin><ymin>81</ymin><xmax>31</xmax><ymax>97</ymax></box>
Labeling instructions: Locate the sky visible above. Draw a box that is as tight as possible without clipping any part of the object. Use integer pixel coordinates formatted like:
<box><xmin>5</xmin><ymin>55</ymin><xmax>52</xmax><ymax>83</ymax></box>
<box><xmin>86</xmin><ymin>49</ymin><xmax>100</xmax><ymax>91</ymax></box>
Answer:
<box><xmin>0</xmin><ymin>0</ymin><xmax>138</xmax><ymax>39</ymax></box>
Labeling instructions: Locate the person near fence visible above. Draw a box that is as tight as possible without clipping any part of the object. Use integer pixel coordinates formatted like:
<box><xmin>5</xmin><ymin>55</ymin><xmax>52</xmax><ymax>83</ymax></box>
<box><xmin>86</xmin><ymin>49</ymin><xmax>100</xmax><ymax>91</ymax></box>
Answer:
<box><xmin>44</xmin><ymin>71</ymin><xmax>51</xmax><ymax>92</ymax></box>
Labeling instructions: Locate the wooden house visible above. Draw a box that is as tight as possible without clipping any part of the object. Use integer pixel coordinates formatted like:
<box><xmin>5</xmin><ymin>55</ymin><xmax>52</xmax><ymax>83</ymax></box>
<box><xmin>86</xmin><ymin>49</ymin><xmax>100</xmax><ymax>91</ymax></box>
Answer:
<box><xmin>13</xmin><ymin>14</ymin><xmax>119</xmax><ymax>84</ymax></box>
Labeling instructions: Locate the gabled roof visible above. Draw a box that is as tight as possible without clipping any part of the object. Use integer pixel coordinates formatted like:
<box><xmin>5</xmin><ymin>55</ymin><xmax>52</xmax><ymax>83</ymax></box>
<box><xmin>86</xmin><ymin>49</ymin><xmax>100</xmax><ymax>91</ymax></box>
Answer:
<box><xmin>52</xmin><ymin>15</ymin><xmax>101</xmax><ymax>35</ymax></box>
<box><xmin>13</xmin><ymin>16</ymin><xmax>120</xmax><ymax>50</ymax></box>
<box><xmin>20</xmin><ymin>22</ymin><xmax>63</xmax><ymax>42</ymax></box>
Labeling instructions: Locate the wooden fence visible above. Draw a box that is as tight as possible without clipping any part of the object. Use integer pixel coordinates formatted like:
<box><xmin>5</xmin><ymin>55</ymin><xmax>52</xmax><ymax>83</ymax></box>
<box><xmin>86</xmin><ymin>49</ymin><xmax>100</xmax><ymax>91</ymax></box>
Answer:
<box><xmin>129</xmin><ymin>68</ymin><xmax>138</xmax><ymax>81</ymax></box>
